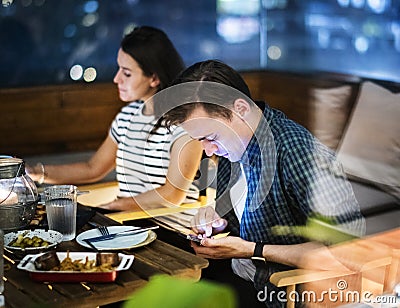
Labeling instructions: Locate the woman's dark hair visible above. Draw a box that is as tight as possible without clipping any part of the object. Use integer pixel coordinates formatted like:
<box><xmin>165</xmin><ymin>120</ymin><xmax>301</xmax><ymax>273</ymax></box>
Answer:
<box><xmin>154</xmin><ymin>60</ymin><xmax>253</xmax><ymax>130</ymax></box>
<box><xmin>121</xmin><ymin>26</ymin><xmax>185</xmax><ymax>91</ymax></box>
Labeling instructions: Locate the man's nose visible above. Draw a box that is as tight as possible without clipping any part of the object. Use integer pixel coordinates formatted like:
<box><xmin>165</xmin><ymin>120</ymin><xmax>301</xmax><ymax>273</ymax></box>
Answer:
<box><xmin>201</xmin><ymin>140</ymin><xmax>217</xmax><ymax>156</ymax></box>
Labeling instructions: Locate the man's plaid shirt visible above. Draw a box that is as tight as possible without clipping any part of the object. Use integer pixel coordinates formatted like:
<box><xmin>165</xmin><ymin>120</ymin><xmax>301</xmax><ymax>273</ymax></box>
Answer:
<box><xmin>215</xmin><ymin>102</ymin><xmax>365</xmax><ymax>300</ymax></box>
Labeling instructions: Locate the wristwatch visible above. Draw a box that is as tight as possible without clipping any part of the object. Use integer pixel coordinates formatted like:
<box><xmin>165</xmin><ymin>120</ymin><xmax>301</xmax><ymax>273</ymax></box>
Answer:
<box><xmin>251</xmin><ymin>242</ymin><xmax>266</xmax><ymax>267</ymax></box>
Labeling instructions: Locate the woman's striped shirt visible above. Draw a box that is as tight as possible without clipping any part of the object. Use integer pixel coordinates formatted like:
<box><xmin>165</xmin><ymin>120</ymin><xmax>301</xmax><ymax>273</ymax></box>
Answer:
<box><xmin>110</xmin><ymin>100</ymin><xmax>198</xmax><ymax>200</ymax></box>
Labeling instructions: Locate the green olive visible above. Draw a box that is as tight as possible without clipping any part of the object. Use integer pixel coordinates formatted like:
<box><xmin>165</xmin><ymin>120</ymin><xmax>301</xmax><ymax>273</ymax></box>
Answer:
<box><xmin>9</xmin><ymin>234</ymin><xmax>52</xmax><ymax>249</ymax></box>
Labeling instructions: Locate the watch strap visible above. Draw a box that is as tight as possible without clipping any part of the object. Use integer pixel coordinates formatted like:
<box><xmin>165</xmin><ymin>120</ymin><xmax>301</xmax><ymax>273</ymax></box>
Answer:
<box><xmin>251</xmin><ymin>241</ymin><xmax>266</xmax><ymax>267</ymax></box>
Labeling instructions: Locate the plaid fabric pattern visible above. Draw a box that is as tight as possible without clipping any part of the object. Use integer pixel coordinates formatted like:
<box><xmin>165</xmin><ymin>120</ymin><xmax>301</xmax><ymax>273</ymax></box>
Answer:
<box><xmin>215</xmin><ymin>103</ymin><xmax>365</xmax><ymax>305</ymax></box>
<box><xmin>238</xmin><ymin>106</ymin><xmax>364</xmax><ymax>244</ymax></box>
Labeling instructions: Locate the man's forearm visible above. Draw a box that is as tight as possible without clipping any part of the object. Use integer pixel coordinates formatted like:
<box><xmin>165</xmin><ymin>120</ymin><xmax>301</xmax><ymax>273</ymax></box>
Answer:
<box><xmin>261</xmin><ymin>241</ymin><xmax>323</xmax><ymax>267</ymax></box>
<box><xmin>261</xmin><ymin>241</ymin><xmax>349</xmax><ymax>271</ymax></box>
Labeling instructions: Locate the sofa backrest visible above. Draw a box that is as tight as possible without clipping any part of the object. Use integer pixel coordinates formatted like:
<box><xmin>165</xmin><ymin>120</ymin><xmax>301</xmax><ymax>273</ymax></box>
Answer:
<box><xmin>0</xmin><ymin>83</ymin><xmax>124</xmax><ymax>157</ymax></box>
<box><xmin>241</xmin><ymin>70</ymin><xmax>361</xmax><ymax>130</ymax></box>
<box><xmin>1</xmin><ymin>70</ymin><xmax>398</xmax><ymax>158</ymax></box>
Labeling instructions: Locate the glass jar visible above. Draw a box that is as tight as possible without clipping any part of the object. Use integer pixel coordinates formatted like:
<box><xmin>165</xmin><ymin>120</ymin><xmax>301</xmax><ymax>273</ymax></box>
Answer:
<box><xmin>0</xmin><ymin>157</ymin><xmax>38</xmax><ymax>231</ymax></box>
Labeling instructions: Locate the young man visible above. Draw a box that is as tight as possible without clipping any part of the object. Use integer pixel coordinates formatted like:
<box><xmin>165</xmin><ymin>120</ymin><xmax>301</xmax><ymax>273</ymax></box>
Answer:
<box><xmin>155</xmin><ymin>60</ymin><xmax>365</xmax><ymax>306</ymax></box>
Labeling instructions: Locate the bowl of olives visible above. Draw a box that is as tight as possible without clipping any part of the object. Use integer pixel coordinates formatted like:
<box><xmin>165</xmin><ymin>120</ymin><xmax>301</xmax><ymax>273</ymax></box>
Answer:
<box><xmin>4</xmin><ymin>229</ymin><xmax>63</xmax><ymax>256</ymax></box>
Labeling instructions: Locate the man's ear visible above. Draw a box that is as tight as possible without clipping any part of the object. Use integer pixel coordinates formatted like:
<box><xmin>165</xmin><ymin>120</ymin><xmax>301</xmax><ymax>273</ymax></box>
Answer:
<box><xmin>233</xmin><ymin>98</ymin><xmax>251</xmax><ymax>118</ymax></box>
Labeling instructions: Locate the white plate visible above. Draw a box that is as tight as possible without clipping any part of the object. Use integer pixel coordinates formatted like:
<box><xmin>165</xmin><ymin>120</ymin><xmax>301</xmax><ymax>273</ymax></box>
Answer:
<box><xmin>4</xmin><ymin>229</ymin><xmax>63</xmax><ymax>254</ymax></box>
<box><xmin>76</xmin><ymin>226</ymin><xmax>156</xmax><ymax>251</ymax></box>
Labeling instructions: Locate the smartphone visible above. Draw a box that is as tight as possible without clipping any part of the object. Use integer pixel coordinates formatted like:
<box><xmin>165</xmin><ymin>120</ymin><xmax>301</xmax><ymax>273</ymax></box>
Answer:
<box><xmin>185</xmin><ymin>234</ymin><xmax>205</xmax><ymax>243</ymax></box>
<box><xmin>185</xmin><ymin>232</ymin><xmax>230</xmax><ymax>242</ymax></box>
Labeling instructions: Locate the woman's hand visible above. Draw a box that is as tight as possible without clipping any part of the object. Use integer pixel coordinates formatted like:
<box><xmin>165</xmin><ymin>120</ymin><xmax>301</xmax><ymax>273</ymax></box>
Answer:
<box><xmin>25</xmin><ymin>163</ymin><xmax>43</xmax><ymax>183</ymax></box>
<box><xmin>190</xmin><ymin>206</ymin><xmax>228</xmax><ymax>237</ymax></box>
<box><xmin>191</xmin><ymin>236</ymin><xmax>254</xmax><ymax>259</ymax></box>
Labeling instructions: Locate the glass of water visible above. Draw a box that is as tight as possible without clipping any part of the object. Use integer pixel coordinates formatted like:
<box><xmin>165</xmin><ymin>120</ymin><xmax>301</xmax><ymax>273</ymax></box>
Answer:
<box><xmin>44</xmin><ymin>185</ymin><xmax>77</xmax><ymax>241</ymax></box>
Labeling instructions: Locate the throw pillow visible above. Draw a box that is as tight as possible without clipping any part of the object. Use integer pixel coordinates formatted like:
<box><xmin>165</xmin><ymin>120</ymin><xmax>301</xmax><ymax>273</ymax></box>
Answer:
<box><xmin>310</xmin><ymin>85</ymin><xmax>352</xmax><ymax>150</ymax></box>
<box><xmin>337</xmin><ymin>81</ymin><xmax>400</xmax><ymax>199</ymax></box>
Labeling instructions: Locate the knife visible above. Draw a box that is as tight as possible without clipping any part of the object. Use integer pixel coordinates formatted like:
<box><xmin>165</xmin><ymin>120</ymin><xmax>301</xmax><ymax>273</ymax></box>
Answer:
<box><xmin>84</xmin><ymin>226</ymin><xmax>159</xmax><ymax>243</ymax></box>
<box><xmin>83</xmin><ymin>238</ymin><xmax>99</xmax><ymax>251</ymax></box>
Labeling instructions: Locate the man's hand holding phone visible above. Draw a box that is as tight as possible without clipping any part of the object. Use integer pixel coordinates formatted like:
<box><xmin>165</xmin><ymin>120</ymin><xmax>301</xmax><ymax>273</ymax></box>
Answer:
<box><xmin>190</xmin><ymin>206</ymin><xmax>228</xmax><ymax>237</ymax></box>
<box><xmin>186</xmin><ymin>233</ymin><xmax>207</xmax><ymax>243</ymax></box>
<box><xmin>186</xmin><ymin>232</ymin><xmax>230</xmax><ymax>243</ymax></box>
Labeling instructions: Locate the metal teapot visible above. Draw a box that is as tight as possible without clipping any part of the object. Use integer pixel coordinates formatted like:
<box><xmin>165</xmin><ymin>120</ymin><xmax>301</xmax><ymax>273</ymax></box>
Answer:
<box><xmin>0</xmin><ymin>157</ymin><xmax>38</xmax><ymax>231</ymax></box>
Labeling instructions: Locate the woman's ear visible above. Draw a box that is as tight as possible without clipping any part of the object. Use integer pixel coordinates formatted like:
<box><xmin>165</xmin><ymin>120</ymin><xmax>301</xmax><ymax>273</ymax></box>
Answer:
<box><xmin>150</xmin><ymin>74</ymin><xmax>161</xmax><ymax>88</ymax></box>
<box><xmin>233</xmin><ymin>98</ymin><xmax>251</xmax><ymax>118</ymax></box>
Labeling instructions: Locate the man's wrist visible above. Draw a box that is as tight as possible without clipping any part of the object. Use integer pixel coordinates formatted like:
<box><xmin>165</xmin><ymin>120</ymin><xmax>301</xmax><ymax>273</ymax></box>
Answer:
<box><xmin>251</xmin><ymin>242</ymin><xmax>266</xmax><ymax>266</ymax></box>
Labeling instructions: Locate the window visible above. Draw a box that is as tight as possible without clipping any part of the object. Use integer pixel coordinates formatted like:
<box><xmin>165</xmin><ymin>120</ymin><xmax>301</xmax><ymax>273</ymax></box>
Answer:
<box><xmin>1</xmin><ymin>0</ymin><xmax>399</xmax><ymax>88</ymax></box>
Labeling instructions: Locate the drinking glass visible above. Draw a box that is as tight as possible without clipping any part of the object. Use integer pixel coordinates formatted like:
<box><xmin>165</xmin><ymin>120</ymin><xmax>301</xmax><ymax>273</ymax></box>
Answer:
<box><xmin>44</xmin><ymin>185</ymin><xmax>77</xmax><ymax>241</ymax></box>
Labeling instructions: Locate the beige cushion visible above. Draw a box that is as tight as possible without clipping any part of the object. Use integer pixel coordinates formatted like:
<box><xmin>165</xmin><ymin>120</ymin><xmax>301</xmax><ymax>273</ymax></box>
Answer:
<box><xmin>310</xmin><ymin>85</ymin><xmax>352</xmax><ymax>150</ymax></box>
<box><xmin>337</xmin><ymin>81</ymin><xmax>400</xmax><ymax>199</ymax></box>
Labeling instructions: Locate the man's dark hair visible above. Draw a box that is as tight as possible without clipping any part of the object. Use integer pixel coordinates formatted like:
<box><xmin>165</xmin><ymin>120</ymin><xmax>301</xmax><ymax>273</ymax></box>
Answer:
<box><xmin>121</xmin><ymin>26</ymin><xmax>185</xmax><ymax>92</ymax></box>
<box><xmin>154</xmin><ymin>60</ymin><xmax>253</xmax><ymax>129</ymax></box>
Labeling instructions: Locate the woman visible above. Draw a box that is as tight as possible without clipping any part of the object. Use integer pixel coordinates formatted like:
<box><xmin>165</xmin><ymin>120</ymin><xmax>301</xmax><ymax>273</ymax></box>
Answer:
<box><xmin>27</xmin><ymin>26</ymin><xmax>203</xmax><ymax>211</ymax></box>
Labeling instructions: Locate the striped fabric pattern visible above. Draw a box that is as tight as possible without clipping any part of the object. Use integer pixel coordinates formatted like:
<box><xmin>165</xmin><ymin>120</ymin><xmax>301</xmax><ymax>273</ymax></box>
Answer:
<box><xmin>110</xmin><ymin>100</ymin><xmax>196</xmax><ymax>199</ymax></box>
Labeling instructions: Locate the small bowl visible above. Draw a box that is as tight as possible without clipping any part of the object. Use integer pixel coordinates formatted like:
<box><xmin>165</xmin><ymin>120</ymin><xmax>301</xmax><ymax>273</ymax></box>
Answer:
<box><xmin>4</xmin><ymin>229</ymin><xmax>63</xmax><ymax>257</ymax></box>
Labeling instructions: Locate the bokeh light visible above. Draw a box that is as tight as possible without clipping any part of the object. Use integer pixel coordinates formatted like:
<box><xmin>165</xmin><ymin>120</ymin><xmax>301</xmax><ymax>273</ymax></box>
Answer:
<box><xmin>267</xmin><ymin>45</ymin><xmax>282</xmax><ymax>60</ymax></box>
<box><xmin>337</xmin><ymin>0</ymin><xmax>350</xmax><ymax>7</ymax></box>
<box><xmin>84</xmin><ymin>0</ymin><xmax>98</xmax><ymax>13</ymax></box>
<box><xmin>367</xmin><ymin>0</ymin><xmax>387</xmax><ymax>14</ymax></box>
<box><xmin>351</xmin><ymin>0</ymin><xmax>365</xmax><ymax>9</ymax></box>
<box><xmin>217</xmin><ymin>17</ymin><xmax>259</xmax><ymax>43</ymax></box>
<box><xmin>354</xmin><ymin>36</ymin><xmax>369</xmax><ymax>53</ymax></box>
<box><xmin>69</xmin><ymin>65</ymin><xmax>83</xmax><ymax>81</ymax></box>
<box><xmin>83</xmin><ymin>67</ymin><xmax>97</xmax><ymax>82</ymax></box>
<box><xmin>1</xmin><ymin>0</ymin><xmax>13</xmax><ymax>7</ymax></box>
<box><xmin>64</xmin><ymin>24</ymin><xmax>77</xmax><ymax>38</ymax></box>
<box><xmin>123</xmin><ymin>23</ymin><xmax>137</xmax><ymax>36</ymax></box>
<box><xmin>82</xmin><ymin>13</ymin><xmax>98</xmax><ymax>27</ymax></box>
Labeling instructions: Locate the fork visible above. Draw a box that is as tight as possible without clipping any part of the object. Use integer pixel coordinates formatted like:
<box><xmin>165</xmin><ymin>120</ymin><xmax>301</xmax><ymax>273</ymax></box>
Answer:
<box><xmin>98</xmin><ymin>226</ymin><xmax>109</xmax><ymax>236</ymax></box>
<box><xmin>87</xmin><ymin>221</ymin><xmax>110</xmax><ymax>236</ymax></box>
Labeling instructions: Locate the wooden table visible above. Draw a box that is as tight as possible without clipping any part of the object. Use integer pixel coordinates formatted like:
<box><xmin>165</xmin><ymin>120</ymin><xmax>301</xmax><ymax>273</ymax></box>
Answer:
<box><xmin>3</xmin><ymin>211</ymin><xmax>209</xmax><ymax>308</ymax></box>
